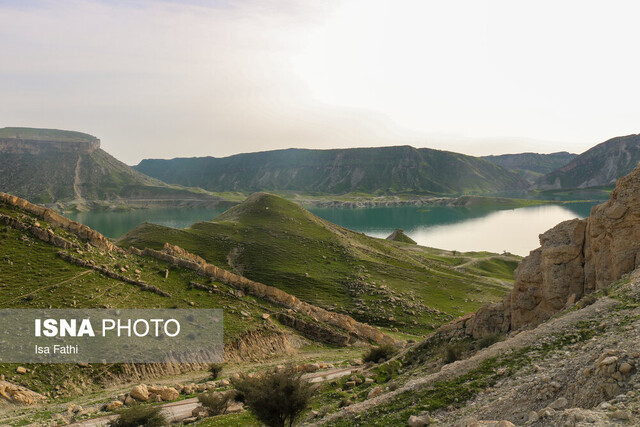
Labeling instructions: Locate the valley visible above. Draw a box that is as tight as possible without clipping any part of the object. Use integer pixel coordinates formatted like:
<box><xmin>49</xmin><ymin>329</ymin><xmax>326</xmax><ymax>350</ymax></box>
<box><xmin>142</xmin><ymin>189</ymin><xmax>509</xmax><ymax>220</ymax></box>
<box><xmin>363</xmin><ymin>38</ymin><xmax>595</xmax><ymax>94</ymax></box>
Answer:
<box><xmin>0</xmin><ymin>127</ymin><xmax>638</xmax><ymax>427</ymax></box>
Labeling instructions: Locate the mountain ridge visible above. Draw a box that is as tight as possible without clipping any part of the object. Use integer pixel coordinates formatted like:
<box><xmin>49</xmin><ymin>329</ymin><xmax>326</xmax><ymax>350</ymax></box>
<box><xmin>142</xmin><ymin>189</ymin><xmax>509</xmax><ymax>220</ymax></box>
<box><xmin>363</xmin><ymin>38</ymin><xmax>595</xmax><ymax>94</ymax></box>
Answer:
<box><xmin>535</xmin><ymin>134</ymin><xmax>640</xmax><ymax>190</ymax></box>
<box><xmin>482</xmin><ymin>151</ymin><xmax>577</xmax><ymax>184</ymax></box>
<box><xmin>134</xmin><ymin>145</ymin><xmax>530</xmax><ymax>196</ymax></box>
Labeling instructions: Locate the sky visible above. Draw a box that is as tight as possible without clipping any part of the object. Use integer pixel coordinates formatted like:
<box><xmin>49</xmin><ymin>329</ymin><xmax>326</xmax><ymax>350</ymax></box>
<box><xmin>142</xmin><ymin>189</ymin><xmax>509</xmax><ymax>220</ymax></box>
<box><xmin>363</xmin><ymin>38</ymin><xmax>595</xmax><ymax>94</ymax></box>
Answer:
<box><xmin>1</xmin><ymin>0</ymin><xmax>640</xmax><ymax>164</ymax></box>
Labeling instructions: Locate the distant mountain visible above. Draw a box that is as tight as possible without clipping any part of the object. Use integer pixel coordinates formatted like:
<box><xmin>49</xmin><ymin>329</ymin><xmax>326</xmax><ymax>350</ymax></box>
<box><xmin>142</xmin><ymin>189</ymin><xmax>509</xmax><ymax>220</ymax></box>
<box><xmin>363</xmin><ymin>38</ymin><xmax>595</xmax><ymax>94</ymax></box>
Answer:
<box><xmin>0</xmin><ymin>127</ymin><xmax>221</xmax><ymax>209</ymax></box>
<box><xmin>535</xmin><ymin>134</ymin><xmax>640</xmax><ymax>190</ymax></box>
<box><xmin>135</xmin><ymin>146</ymin><xmax>529</xmax><ymax>196</ymax></box>
<box><xmin>482</xmin><ymin>152</ymin><xmax>577</xmax><ymax>184</ymax></box>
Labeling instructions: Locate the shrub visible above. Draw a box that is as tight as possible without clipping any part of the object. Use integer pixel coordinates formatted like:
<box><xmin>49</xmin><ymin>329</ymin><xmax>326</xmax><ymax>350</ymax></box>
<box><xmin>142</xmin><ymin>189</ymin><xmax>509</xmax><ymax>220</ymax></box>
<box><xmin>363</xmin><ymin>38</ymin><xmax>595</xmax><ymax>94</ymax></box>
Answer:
<box><xmin>475</xmin><ymin>333</ymin><xmax>502</xmax><ymax>350</ymax></box>
<box><xmin>231</xmin><ymin>365</ymin><xmax>315</xmax><ymax>427</ymax></box>
<box><xmin>579</xmin><ymin>293</ymin><xmax>598</xmax><ymax>308</ymax></box>
<box><xmin>443</xmin><ymin>342</ymin><xmax>467</xmax><ymax>364</ymax></box>
<box><xmin>108</xmin><ymin>405</ymin><xmax>167</xmax><ymax>427</ymax></box>
<box><xmin>209</xmin><ymin>363</ymin><xmax>224</xmax><ymax>380</ymax></box>
<box><xmin>363</xmin><ymin>344</ymin><xmax>397</xmax><ymax>364</ymax></box>
<box><xmin>198</xmin><ymin>390</ymin><xmax>235</xmax><ymax>416</ymax></box>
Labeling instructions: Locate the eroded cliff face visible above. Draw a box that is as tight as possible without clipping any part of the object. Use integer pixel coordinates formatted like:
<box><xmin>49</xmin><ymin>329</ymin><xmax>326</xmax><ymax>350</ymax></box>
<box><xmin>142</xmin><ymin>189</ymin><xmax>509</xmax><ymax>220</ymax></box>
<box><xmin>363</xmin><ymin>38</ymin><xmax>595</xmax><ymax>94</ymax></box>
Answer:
<box><xmin>454</xmin><ymin>163</ymin><xmax>640</xmax><ymax>337</ymax></box>
<box><xmin>0</xmin><ymin>137</ymin><xmax>100</xmax><ymax>154</ymax></box>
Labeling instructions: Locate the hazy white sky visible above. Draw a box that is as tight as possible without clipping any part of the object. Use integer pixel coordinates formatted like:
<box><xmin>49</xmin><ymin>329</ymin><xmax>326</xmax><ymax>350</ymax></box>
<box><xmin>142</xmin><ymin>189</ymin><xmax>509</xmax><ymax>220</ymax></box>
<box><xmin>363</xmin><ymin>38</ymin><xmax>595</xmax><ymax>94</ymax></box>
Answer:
<box><xmin>1</xmin><ymin>0</ymin><xmax>639</xmax><ymax>164</ymax></box>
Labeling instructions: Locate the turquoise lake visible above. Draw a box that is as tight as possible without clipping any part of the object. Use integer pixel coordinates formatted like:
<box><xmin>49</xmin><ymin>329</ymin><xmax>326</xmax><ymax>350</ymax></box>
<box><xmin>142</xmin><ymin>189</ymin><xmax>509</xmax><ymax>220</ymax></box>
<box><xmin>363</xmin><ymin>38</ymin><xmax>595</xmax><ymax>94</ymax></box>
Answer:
<box><xmin>67</xmin><ymin>202</ymin><xmax>598</xmax><ymax>256</ymax></box>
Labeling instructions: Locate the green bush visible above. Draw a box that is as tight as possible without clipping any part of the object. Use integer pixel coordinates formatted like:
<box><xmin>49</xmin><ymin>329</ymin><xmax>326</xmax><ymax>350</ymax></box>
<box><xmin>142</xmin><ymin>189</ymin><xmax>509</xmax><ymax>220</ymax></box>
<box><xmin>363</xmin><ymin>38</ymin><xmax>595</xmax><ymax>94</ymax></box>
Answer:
<box><xmin>443</xmin><ymin>342</ymin><xmax>467</xmax><ymax>364</ymax></box>
<box><xmin>475</xmin><ymin>333</ymin><xmax>502</xmax><ymax>350</ymax></box>
<box><xmin>108</xmin><ymin>405</ymin><xmax>167</xmax><ymax>427</ymax></box>
<box><xmin>578</xmin><ymin>293</ymin><xmax>598</xmax><ymax>308</ymax></box>
<box><xmin>209</xmin><ymin>363</ymin><xmax>224</xmax><ymax>380</ymax></box>
<box><xmin>232</xmin><ymin>365</ymin><xmax>315</xmax><ymax>427</ymax></box>
<box><xmin>198</xmin><ymin>390</ymin><xmax>235</xmax><ymax>416</ymax></box>
<box><xmin>363</xmin><ymin>344</ymin><xmax>397</xmax><ymax>364</ymax></box>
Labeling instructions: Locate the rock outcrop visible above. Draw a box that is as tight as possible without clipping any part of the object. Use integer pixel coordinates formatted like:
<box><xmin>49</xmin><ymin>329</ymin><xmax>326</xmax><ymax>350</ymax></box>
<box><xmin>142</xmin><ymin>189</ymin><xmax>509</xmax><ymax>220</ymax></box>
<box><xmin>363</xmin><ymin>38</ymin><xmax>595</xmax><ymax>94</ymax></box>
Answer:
<box><xmin>130</xmin><ymin>243</ymin><xmax>396</xmax><ymax>346</ymax></box>
<box><xmin>0</xmin><ymin>131</ymin><xmax>100</xmax><ymax>154</ymax></box>
<box><xmin>0</xmin><ymin>381</ymin><xmax>47</xmax><ymax>405</ymax></box>
<box><xmin>458</xmin><ymin>163</ymin><xmax>640</xmax><ymax>337</ymax></box>
<box><xmin>0</xmin><ymin>192</ymin><xmax>120</xmax><ymax>252</ymax></box>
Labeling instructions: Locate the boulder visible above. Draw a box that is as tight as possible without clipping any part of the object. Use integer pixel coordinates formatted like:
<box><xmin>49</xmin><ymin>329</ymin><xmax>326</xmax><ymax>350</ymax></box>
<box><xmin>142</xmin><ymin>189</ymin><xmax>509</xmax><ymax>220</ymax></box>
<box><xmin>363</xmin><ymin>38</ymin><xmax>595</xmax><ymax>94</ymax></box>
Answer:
<box><xmin>192</xmin><ymin>406</ymin><xmax>209</xmax><ymax>419</ymax></box>
<box><xmin>161</xmin><ymin>387</ymin><xmax>180</xmax><ymax>401</ymax></box>
<box><xmin>129</xmin><ymin>384</ymin><xmax>149</xmax><ymax>401</ymax></box>
<box><xmin>105</xmin><ymin>400</ymin><xmax>123</xmax><ymax>411</ymax></box>
<box><xmin>368</xmin><ymin>387</ymin><xmax>383</xmax><ymax>399</ymax></box>
<box><xmin>408</xmin><ymin>414</ymin><xmax>430</xmax><ymax>426</ymax></box>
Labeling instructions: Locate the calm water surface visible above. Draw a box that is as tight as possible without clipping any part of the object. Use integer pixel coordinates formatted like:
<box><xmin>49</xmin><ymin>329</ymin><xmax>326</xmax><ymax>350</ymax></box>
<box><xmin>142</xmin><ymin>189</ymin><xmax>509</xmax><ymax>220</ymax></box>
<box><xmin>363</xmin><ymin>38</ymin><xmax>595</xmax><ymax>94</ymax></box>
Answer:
<box><xmin>67</xmin><ymin>202</ymin><xmax>598</xmax><ymax>256</ymax></box>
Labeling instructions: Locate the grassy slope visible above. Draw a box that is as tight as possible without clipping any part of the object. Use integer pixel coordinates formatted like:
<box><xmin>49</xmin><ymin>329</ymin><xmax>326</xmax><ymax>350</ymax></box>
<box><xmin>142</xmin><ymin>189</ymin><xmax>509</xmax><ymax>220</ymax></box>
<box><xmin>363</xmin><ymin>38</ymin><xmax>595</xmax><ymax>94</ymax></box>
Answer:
<box><xmin>134</xmin><ymin>146</ymin><xmax>529</xmax><ymax>196</ymax></box>
<box><xmin>119</xmin><ymin>193</ymin><xmax>519</xmax><ymax>336</ymax></box>
<box><xmin>0</xmin><ymin>200</ymin><xmax>297</xmax><ymax>397</ymax></box>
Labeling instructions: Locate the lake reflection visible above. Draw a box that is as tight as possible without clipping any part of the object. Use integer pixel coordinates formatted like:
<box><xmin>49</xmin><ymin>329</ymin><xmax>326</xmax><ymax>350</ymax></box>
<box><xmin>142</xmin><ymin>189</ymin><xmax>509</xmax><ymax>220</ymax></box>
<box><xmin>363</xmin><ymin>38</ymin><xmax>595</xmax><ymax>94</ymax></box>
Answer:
<box><xmin>67</xmin><ymin>202</ymin><xmax>598</xmax><ymax>257</ymax></box>
<box><xmin>340</xmin><ymin>203</ymin><xmax>595</xmax><ymax>256</ymax></box>
<box><xmin>309</xmin><ymin>202</ymin><xmax>596</xmax><ymax>256</ymax></box>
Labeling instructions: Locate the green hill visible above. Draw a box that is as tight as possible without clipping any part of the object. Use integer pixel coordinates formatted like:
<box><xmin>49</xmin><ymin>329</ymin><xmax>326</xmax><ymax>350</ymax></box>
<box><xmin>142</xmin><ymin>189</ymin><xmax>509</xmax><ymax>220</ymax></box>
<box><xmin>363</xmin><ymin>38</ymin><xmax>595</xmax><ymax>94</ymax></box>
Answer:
<box><xmin>134</xmin><ymin>146</ymin><xmax>530</xmax><ymax>196</ymax></box>
<box><xmin>0</xmin><ymin>127</ymin><xmax>221</xmax><ymax>210</ymax></box>
<box><xmin>535</xmin><ymin>134</ymin><xmax>640</xmax><ymax>190</ymax></box>
<box><xmin>482</xmin><ymin>151</ymin><xmax>576</xmax><ymax>184</ymax></box>
<box><xmin>386</xmin><ymin>229</ymin><xmax>417</xmax><ymax>244</ymax></box>
<box><xmin>0</xmin><ymin>192</ymin><xmax>395</xmax><ymax>406</ymax></box>
<box><xmin>119</xmin><ymin>193</ymin><xmax>519</xmax><ymax>336</ymax></box>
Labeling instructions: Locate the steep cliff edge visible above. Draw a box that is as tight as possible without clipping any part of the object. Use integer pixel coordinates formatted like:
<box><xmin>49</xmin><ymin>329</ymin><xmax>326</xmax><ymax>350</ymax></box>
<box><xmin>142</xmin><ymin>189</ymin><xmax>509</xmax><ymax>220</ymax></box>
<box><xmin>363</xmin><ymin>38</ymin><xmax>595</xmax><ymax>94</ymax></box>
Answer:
<box><xmin>0</xmin><ymin>127</ymin><xmax>100</xmax><ymax>154</ymax></box>
<box><xmin>458</xmin><ymin>162</ymin><xmax>640</xmax><ymax>336</ymax></box>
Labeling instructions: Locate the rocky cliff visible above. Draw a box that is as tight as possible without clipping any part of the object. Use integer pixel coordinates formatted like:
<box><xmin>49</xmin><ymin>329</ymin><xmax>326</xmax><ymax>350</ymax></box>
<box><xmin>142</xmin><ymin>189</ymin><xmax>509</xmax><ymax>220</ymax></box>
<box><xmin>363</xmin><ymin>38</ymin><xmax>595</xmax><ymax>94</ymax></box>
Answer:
<box><xmin>0</xmin><ymin>127</ymin><xmax>221</xmax><ymax>209</ymax></box>
<box><xmin>0</xmin><ymin>136</ymin><xmax>100</xmax><ymax>154</ymax></box>
<box><xmin>455</xmin><ymin>162</ymin><xmax>640</xmax><ymax>337</ymax></box>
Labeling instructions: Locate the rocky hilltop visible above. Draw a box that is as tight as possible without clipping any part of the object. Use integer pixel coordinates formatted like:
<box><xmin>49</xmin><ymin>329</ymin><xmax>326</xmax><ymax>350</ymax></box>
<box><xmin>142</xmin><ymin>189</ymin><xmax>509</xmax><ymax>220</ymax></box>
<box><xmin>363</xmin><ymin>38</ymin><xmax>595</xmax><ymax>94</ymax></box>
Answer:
<box><xmin>0</xmin><ymin>127</ymin><xmax>100</xmax><ymax>154</ymax></box>
<box><xmin>0</xmin><ymin>127</ymin><xmax>222</xmax><ymax>210</ymax></box>
<box><xmin>536</xmin><ymin>134</ymin><xmax>640</xmax><ymax>190</ymax></box>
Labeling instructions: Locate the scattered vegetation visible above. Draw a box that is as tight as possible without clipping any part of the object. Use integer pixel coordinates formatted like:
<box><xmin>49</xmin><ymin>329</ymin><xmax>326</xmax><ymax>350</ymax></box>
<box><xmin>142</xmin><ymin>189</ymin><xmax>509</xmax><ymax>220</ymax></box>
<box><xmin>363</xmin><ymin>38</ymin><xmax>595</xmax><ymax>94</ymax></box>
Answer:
<box><xmin>209</xmin><ymin>363</ymin><xmax>225</xmax><ymax>380</ymax></box>
<box><xmin>443</xmin><ymin>341</ymin><xmax>468</xmax><ymax>364</ymax></box>
<box><xmin>475</xmin><ymin>333</ymin><xmax>502</xmax><ymax>350</ymax></box>
<box><xmin>363</xmin><ymin>344</ymin><xmax>398</xmax><ymax>364</ymax></box>
<box><xmin>232</xmin><ymin>366</ymin><xmax>315</xmax><ymax>427</ymax></box>
<box><xmin>198</xmin><ymin>391</ymin><xmax>236</xmax><ymax>416</ymax></box>
<box><xmin>108</xmin><ymin>405</ymin><xmax>167</xmax><ymax>427</ymax></box>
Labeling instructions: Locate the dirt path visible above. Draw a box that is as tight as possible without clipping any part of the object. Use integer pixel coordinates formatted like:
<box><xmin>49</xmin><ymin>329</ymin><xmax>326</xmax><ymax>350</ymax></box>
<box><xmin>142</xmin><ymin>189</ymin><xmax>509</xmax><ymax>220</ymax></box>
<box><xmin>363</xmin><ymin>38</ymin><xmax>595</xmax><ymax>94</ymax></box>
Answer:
<box><xmin>66</xmin><ymin>365</ymin><xmax>358</xmax><ymax>426</ymax></box>
<box><xmin>313</xmin><ymin>297</ymin><xmax>619</xmax><ymax>425</ymax></box>
<box><xmin>68</xmin><ymin>398</ymin><xmax>201</xmax><ymax>427</ymax></box>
